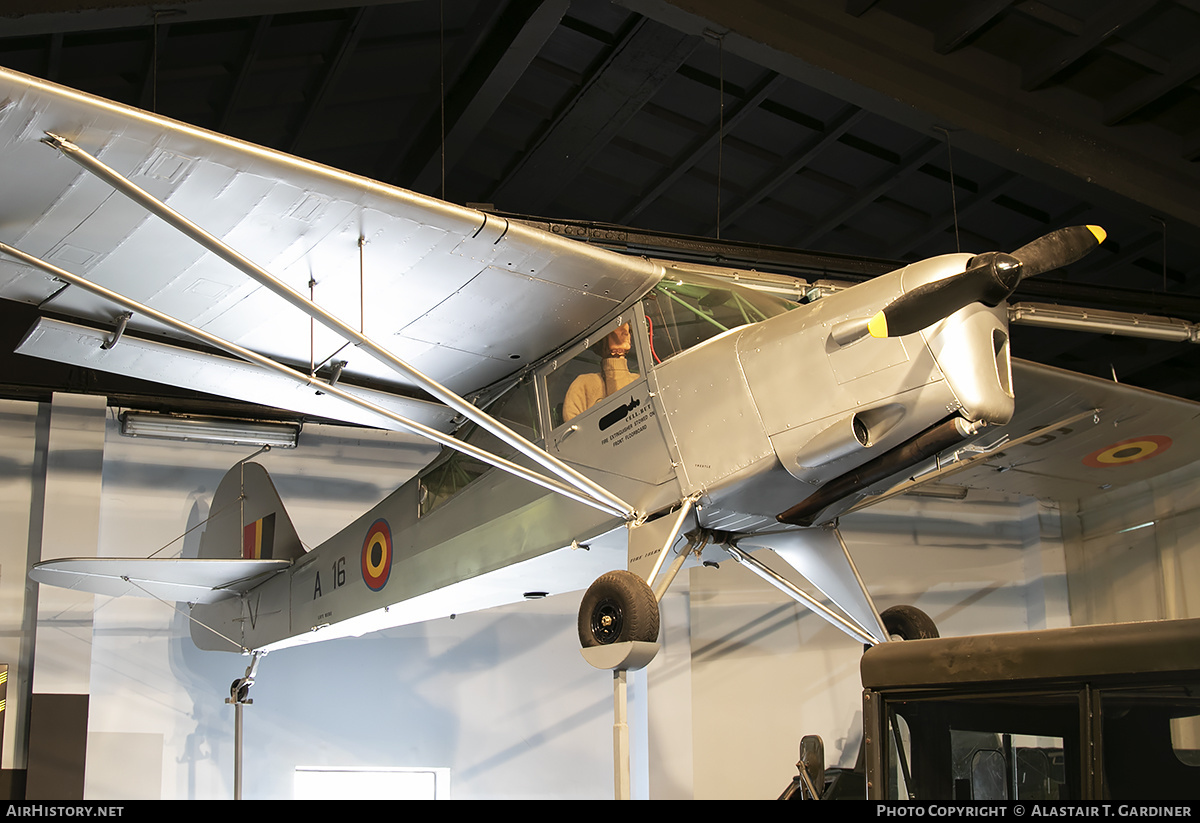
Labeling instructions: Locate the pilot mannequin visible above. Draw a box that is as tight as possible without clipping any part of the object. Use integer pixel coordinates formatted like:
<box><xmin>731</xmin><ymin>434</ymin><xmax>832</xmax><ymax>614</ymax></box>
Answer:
<box><xmin>563</xmin><ymin>323</ymin><xmax>637</xmax><ymax>421</ymax></box>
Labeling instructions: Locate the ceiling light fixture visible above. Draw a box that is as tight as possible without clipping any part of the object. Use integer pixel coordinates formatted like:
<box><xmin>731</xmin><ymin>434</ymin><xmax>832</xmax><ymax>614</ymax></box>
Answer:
<box><xmin>120</xmin><ymin>412</ymin><xmax>300</xmax><ymax>448</ymax></box>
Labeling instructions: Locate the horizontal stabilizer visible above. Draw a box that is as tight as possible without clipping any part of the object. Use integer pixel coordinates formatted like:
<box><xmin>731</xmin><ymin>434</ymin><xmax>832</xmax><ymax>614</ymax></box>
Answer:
<box><xmin>29</xmin><ymin>557</ymin><xmax>291</xmax><ymax>604</ymax></box>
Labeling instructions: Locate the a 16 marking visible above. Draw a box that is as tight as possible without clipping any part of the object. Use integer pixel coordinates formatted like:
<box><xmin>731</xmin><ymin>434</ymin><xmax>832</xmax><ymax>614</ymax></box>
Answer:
<box><xmin>314</xmin><ymin>556</ymin><xmax>347</xmax><ymax>599</ymax></box>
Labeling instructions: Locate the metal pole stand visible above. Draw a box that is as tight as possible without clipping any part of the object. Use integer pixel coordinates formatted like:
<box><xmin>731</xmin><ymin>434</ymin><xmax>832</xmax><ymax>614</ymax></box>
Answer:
<box><xmin>581</xmin><ymin>641</ymin><xmax>659</xmax><ymax>800</ymax></box>
<box><xmin>225</xmin><ymin>651</ymin><xmax>263</xmax><ymax>800</ymax></box>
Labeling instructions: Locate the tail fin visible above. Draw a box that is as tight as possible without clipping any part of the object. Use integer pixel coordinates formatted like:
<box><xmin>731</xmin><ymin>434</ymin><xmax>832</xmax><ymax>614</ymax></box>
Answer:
<box><xmin>189</xmin><ymin>461</ymin><xmax>302</xmax><ymax>652</ymax></box>
<box><xmin>198</xmin><ymin>461</ymin><xmax>304</xmax><ymax>562</ymax></box>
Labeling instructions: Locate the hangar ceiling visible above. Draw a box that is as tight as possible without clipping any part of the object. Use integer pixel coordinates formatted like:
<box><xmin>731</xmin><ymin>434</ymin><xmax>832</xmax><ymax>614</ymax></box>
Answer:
<box><xmin>1</xmin><ymin>0</ymin><xmax>1200</xmax><ymax>412</ymax></box>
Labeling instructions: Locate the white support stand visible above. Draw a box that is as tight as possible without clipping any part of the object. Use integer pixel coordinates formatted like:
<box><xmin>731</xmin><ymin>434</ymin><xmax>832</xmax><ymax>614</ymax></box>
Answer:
<box><xmin>232</xmin><ymin>699</ymin><xmax>246</xmax><ymax>800</ymax></box>
<box><xmin>613</xmin><ymin>669</ymin><xmax>631</xmax><ymax>800</ymax></box>
<box><xmin>226</xmin><ymin>652</ymin><xmax>263</xmax><ymax>800</ymax></box>
<box><xmin>581</xmin><ymin>641</ymin><xmax>659</xmax><ymax>800</ymax></box>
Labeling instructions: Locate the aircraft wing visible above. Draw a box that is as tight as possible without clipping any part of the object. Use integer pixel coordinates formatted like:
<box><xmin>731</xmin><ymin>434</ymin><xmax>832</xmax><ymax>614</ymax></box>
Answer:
<box><xmin>28</xmin><ymin>557</ymin><xmax>290</xmax><ymax>604</ymax></box>
<box><xmin>870</xmin><ymin>358</ymin><xmax>1200</xmax><ymax>505</ymax></box>
<box><xmin>0</xmin><ymin>67</ymin><xmax>662</xmax><ymax>406</ymax></box>
<box><xmin>946</xmin><ymin>359</ymin><xmax>1200</xmax><ymax>498</ymax></box>
<box><xmin>16</xmin><ymin>317</ymin><xmax>459</xmax><ymax>432</ymax></box>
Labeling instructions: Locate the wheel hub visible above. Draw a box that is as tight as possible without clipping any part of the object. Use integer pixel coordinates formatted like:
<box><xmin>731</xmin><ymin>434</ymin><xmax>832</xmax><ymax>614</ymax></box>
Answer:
<box><xmin>591</xmin><ymin>597</ymin><xmax>624</xmax><ymax>644</ymax></box>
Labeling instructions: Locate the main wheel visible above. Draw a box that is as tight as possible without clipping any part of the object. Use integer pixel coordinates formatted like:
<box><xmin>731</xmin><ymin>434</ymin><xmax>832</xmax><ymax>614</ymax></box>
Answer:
<box><xmin>578</xmin><ymin>570</ymin><xmax>660</xmax><ymax>648</ymax></box>
<box><xmin>881</xmin><ymin>604</ymin><xmax>938</xmax><ymax>640</ymax></box>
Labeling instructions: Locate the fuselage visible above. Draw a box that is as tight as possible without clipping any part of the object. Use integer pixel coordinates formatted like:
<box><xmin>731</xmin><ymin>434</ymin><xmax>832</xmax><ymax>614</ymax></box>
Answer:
<box><xmin>194</xmin><ymin>253</ymin><xmax>1015</xmax><ymax>653</ymax></box>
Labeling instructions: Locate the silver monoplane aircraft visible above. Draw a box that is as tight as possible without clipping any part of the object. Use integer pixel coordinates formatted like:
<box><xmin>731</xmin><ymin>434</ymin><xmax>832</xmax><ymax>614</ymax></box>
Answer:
<box><xmin>4</xmin><ymin>67</ymin><xmax>1197</xmax><ymax>691</ymax></box>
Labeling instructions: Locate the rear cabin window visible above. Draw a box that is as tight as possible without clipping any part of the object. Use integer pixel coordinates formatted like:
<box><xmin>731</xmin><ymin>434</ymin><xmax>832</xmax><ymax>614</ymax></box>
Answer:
<box><xmin>417</xmin><ymin>380</ymin><xmax>539</xmax><ymax>517</ymax></box>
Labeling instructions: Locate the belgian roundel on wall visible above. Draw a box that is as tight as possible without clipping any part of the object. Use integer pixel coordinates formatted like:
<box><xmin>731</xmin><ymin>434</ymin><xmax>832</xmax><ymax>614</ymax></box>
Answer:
<box><xmin>361</xmin><ymin>519</ymin><xmax>392</xmax><ymax>591</ymax></box>
<box><xmin>1082</xmin><ymin>435</ymin><xmax>1173</xmax><ymax>468</ymax></box>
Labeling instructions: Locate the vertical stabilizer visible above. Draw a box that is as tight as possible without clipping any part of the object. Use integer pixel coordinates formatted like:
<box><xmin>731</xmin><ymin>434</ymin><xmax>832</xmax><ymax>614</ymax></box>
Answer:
<box><xmin>190</xmin><ymin>462</ymin><xmax>302</xmax><ymax>652</ymax></box>
<box><xmin>198</xmin><ymin>462</ymin><xmax>305</xmax><ymax>562</ymax></box>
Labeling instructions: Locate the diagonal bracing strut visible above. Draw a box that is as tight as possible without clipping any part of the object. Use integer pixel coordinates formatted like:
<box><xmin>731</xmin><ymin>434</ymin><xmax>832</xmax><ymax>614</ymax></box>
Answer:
<box><xmin>40</xmin><ymin>131</ymin><xmax>636</xmax><ymax>520</ymax></box>
<box><xmin>0</xmin><ymin>241</ymin><xmax>627</xmax><ymax>518</ymax></box>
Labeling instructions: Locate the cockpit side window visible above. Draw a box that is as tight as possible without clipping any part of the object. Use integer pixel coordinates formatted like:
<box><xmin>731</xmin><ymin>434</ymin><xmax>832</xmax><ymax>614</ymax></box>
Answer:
<box><xmin>641</xmin><ymin>272</ymin><xmax>795</xmax><ymax>363</ymax></box>
<box><xmin>417</xmin><ymin>378</ymin><xmax>539</xmax><ymax>517</ymax></box>
<box><xmin>543</xmin><ymin>317</ymin><xmax>642</xmax><ymax>430</ymax></box>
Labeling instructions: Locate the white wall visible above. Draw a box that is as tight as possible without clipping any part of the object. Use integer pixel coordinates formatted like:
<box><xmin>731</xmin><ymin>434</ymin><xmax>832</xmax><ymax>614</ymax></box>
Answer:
<box><xmin>0</xmin><ymin>400</ymin><xmax>41</xmax><ymax>772</ymax></box>
<box><xmin>7</xmin><ymin>394</ymin><xmax>1088</xmax><ymax>799</ymax></box>
<box><xmin>1063</xmin><ymin>457</ymin><xmax>1200</xmax><ymax>625</ymax></box>
<box><xmin>685</xmin><ymin>491</ymin><xmax>1068</xmax><ymax>799</ymax></box>
<box><xmin>81</xmin><ymin>408</ymin><xmax>637</xmax><ymax>800</ymax></box>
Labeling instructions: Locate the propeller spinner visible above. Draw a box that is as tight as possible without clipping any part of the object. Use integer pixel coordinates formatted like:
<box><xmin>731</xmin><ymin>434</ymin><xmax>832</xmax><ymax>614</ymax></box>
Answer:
<box><xmin>867</xmin><ymin>225</ymin><xmax>1106</xmax><ymax>339</ymax></box>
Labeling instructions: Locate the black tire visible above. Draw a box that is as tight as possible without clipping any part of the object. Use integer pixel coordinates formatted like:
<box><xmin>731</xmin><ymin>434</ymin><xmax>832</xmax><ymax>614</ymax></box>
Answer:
<box><xmin>578</xmin><ymin>570</ymin><xmax>660</xmax><ymax>648</ymax></box>
<box><xmin>881</xmin><ymin>604</ymin><xmax>939</xmax><ymax>640</ymax></box>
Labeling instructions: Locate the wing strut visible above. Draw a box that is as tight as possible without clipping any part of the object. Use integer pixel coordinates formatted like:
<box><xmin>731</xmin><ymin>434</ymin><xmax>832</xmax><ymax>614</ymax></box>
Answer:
<box><xmin>39</xmin><ymin>132</ymin><xmax>637</xmax><ymax>521</ymax></box>
<box><xmin>0</xmin><ymin>242</ymin><xmax>629</xmax><ymax>519</ymax></box>
<box><xmin>724</xmin><ymin>526</ymin><xmax>890</xmax><ymax>646</ymax></box>
<box><xmin>722</xmin><ymin>543</ymin><xmax>882</xmax><ymax>646</ymax></box>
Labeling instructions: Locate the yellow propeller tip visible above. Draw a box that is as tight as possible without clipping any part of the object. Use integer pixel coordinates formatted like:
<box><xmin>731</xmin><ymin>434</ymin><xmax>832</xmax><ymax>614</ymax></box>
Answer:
<box><xmin>867</xmin><ymin>312</ymin><xmax>888</xmax><ymax>338</ymax></box>
<box><xmin>1087</xmin><ymin>225</ymin><xmax>1106</xmax><ymax>244</ymax></box>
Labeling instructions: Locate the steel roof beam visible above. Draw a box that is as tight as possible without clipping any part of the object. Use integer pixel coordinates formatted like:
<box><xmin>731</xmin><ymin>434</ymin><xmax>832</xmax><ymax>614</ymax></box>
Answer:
<box><xmin>1103</xmin><ymin>43</ymin><xmax>1200</xmax><ymax>126</ymax></box>
<box><xmin>933</xmin><ymin>0</ymin><xmax>1013</xmax><ymax>55</ymax></box>
<box><xmin>286</xmin><ymin>7</ymin><xmax>368</xmax><ymax>156</ymax></box>
<box><xmin>885</xmin><ymin>172</ymin><xmax>1020</xmax><ymax>259</ymax></box>
<box><xmin>402</xmin><ymin>0</ymin><xmax>569</xmax><ymax>194</ymax></box>
<box><xmin>714</xmin><ymin>104</ymin><xmax>865</xmax><ymax>236</ymax></box>
<box><xmin>1021</xmin><ymin>0</ymin><xmax>1157</xmax><ymax>91</ymax></box>
<box><xmin>793</xmin><ymin>139</ymin><xmax>943</xmax><ymax>249</ymax></box>
<box><xmin>217</xmin><ymin>16</ymin><xmax>273</xmax><ymax>133</ymax></box>
<box><xmin>620</xmin><ymin>71</ymin><xmax>785</xmax><ymax>225</ymax></box>
<box><xmin>489</xmin><ymin>16</ymin><xmax>700</xmax><ymax>213</ymax></box>
<box><xmin>626</xmin><ymin>0</ymin><xmax>1200</xmax><ymax>245</ymax></box>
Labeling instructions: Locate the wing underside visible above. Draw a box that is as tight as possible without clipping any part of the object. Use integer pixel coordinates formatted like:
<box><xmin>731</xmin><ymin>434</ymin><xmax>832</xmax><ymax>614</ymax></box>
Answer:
<box><xmin>868</xmin><ymin>358</ymin><xmax>1200</xmax><ymax>505</ymax></box>
<box><xmin>0</xmin><ymin>67</ymin><xmax>662</xmax><ymax>400</ymax></box>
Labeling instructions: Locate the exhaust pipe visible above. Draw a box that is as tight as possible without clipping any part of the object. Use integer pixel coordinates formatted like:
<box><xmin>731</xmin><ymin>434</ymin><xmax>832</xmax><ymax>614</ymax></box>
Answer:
<box><xmin>777</xmin><ymin>416</ymin><xmax>983</xmax><ymax>527</ymax></box>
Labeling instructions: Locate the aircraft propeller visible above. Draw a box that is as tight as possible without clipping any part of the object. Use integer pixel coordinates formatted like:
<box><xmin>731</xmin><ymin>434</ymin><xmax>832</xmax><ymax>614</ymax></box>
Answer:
<box><xmin>867</xmin><ymin>225</ymin><xmax>1106</xmax><ymax>339</ymax></box>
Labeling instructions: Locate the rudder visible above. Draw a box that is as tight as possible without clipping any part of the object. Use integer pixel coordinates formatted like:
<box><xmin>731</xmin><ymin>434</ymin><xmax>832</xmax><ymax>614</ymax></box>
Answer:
<box><xmin>198</xmin><ymin>461</ymin><xmax>305</xmax><ymax>562</ymax></box>
<box><xmin>190</xmin><ymin>461</ymin><xmax>302</xmax><ymax>652</ymax></box>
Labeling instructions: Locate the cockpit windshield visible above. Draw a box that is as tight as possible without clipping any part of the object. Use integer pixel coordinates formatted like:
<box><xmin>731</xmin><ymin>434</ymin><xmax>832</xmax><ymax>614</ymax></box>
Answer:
<box><xmin>641</xmin><ymin>270</ymin><xmax>797</xmax><ymax>363</ymax></box>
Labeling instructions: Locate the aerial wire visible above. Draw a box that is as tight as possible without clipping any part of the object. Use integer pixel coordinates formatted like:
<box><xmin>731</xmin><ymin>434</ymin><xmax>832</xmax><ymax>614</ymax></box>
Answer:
<box><xmin>151</xmin><ymin>11</ymin><xmax>160</xmax><ymax>112</ymax></box>
<box><xmin>440</xmin><ymin>0</ymin><xmax>446</xmax><ymax>198</ymax></box>
<box><xmin>1153</xmin><ymin>216</ymin><xmax>1167</xmax><ymax>292</ymax></box>
<box><xmin>933</xmin><ymin>126</ymin><xmax>960</xmax><ymax>252</ymax></box>
<box><xmin>717</xmin><ymin>32</ymin><xmax>725</xmax><ymax>240</ymax></box>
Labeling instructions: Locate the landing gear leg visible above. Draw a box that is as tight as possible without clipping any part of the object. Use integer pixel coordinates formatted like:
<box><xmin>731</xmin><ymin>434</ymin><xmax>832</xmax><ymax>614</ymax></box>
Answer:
<box><xmin>577</xmin><ymin>502</ymin><xmax>704</xmax><ymax>799</ymax></box>
<box><xmin>226</xmin><ymin>650</ymin><xmax>264</xmax><ymax>801</ymax></box>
